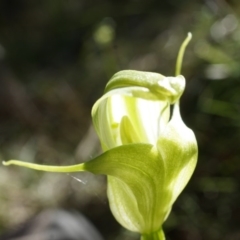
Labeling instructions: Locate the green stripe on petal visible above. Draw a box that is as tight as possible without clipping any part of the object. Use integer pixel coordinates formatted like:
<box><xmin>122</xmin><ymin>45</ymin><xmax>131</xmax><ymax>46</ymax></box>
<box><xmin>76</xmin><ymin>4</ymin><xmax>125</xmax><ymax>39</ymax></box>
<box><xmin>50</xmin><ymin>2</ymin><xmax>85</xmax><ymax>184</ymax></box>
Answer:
<box><xmin>120</xmin><ymin>116</ymin><xmax>142</xmax><ymax>144</ymax></box>
<box><xmin>123</xmin><ymin>96</ymin><xmax>170</xmax><ymax>144</ymax></box>
<box><xmin>157</xmin><ymin>102</ymin><xmax>198</xmax><ymax>205</ymax></box>
<box><xmin>83</xmin><ymin>143</ymin><xmax>168</xmax><ymax>233</ymax></box>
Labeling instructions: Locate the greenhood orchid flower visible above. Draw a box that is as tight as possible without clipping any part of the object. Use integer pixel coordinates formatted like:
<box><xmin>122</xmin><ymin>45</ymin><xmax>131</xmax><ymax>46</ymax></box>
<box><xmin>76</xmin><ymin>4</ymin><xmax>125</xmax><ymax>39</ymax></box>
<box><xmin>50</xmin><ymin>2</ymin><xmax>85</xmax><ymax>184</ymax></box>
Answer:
<box><xmin>3</xmin><ymin>33</ymin><xmax>197</xmax><ymax>240</ymax></box>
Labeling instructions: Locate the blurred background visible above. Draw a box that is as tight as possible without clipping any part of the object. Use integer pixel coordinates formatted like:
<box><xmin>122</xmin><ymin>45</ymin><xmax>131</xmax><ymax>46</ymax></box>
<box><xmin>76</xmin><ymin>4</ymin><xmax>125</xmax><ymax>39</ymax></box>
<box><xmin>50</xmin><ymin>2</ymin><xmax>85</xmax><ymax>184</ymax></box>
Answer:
<box><xmin>0</xmin><ymin>0</ymin><xmax>240</xmax><ymax>239</ymax></box>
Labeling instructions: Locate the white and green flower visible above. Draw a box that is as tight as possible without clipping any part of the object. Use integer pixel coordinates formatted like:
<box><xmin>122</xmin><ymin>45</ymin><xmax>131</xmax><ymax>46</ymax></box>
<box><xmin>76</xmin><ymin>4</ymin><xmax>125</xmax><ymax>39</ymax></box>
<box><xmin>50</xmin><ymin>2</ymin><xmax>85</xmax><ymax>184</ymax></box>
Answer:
<box><xmin>3</xmin><ymin>33</ymin><xmax>197</xmax><ymax>240</ymax></box>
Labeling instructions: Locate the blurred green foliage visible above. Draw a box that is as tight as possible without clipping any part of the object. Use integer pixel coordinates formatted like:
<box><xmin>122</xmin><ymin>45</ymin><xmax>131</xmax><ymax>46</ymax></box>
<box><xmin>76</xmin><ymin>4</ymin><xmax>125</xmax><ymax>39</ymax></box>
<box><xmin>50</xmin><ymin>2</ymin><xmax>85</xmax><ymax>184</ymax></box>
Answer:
<box><xmin>0</xmin><ymin>0</ymin><xmax>240</xmax><ymax>239</ymax></box>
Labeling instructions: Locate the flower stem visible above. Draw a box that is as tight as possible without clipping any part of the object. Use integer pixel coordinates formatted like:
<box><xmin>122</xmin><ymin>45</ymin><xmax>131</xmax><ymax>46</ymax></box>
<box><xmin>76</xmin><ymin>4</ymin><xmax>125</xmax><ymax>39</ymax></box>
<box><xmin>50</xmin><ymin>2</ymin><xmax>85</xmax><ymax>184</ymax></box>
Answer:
<box><xmin>175</xmin><ymin>32</ymin><xmax>192</xmax><ymax>76</ymax></box>
<box><xmin>141</xmin><ymin>229</ymin><xmax>165</xmax><ymax>240</ymax></box>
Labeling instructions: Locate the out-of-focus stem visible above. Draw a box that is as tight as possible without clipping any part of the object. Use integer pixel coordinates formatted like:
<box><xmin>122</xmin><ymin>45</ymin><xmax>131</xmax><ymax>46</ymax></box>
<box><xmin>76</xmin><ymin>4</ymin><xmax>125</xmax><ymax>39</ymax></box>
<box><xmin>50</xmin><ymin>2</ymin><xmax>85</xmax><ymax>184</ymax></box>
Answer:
<box><xmin>141</xmin><ymin>228</ymin><xmax>165</xmax><ymax>240</ymax></box>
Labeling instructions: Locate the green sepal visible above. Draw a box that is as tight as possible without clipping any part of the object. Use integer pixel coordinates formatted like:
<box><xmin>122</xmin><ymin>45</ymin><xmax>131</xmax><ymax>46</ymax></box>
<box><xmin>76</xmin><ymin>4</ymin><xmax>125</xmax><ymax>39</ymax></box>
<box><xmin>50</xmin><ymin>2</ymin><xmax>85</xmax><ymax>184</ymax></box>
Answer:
<box><xmin>3</xmin><ymin>143</ymin><xmax>165</xmax><ymax>233</ymax></box>
<box><xmin>84</xmin><ymin>143</ymin><xmax>163</xmax><ymax>233</ymax></box>
<box><xmin>156</xmin><ymin>102</ymin><xmax>198</xmax><ymax>205</ymax></box>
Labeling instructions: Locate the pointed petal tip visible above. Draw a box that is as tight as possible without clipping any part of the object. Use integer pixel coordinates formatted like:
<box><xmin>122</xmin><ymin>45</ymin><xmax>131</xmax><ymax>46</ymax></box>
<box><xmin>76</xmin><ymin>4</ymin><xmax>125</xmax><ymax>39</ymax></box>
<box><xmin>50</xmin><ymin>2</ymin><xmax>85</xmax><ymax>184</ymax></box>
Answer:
<box><xmin>187</xmin><ymin>32</ymin><xmax>192</xmax><ymax>39</ymax></box>
<box><xmin>2</xmin><ymin>160</ymin><xmax>7</xmax><ymax>166</ymax></box>
<box><xmin>2</xmin><ymin>160</ymin><xmax>17</xmax><ymax>166</ymax></box>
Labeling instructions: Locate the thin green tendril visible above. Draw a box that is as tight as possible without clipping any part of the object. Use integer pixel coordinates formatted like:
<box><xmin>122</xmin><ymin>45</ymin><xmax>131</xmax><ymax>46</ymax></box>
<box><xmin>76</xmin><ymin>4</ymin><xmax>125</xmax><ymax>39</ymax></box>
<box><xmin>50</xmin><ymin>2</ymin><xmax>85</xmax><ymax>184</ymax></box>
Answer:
<box><xmin>175</xmin><ymin>32</ymin><xmax>192</xmax><ymax>76</ymax></box>
<box><xmin>2</xmin><ymin>160</ymin><xmax>85</xmax><ymax>172</ymax></box>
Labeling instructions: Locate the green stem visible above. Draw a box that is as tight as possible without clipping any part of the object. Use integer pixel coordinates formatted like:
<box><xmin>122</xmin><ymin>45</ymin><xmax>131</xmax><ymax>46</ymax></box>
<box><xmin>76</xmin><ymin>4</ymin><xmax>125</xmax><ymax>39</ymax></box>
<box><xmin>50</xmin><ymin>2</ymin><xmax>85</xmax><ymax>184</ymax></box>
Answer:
<box><xmin>141</xmin><ymin>228</ymin><xmax>165</xmax><ymax>240</ymax></box>
<box><xmin>175</xmin><ymin>32</ymin><xmax>192</xmax><ymax>76</ymax></box>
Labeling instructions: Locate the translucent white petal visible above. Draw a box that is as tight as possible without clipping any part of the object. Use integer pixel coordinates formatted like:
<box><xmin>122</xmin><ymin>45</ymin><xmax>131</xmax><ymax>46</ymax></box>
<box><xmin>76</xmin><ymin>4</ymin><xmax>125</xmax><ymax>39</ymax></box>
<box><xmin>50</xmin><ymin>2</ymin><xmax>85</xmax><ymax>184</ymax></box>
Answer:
<box><xmin>92</xmin><ymin>86</ymin><xmax>170</xmax><ymax>149</ymax></box>
<box><xmin>125</xmin><ymin>97</ymin><xmax>169</xmax><ymax>144</ymax></box>
<box><xmin>106</xmin><ymin>94</ymin><xmax>170</xmax><ymax>146</ymax></box>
